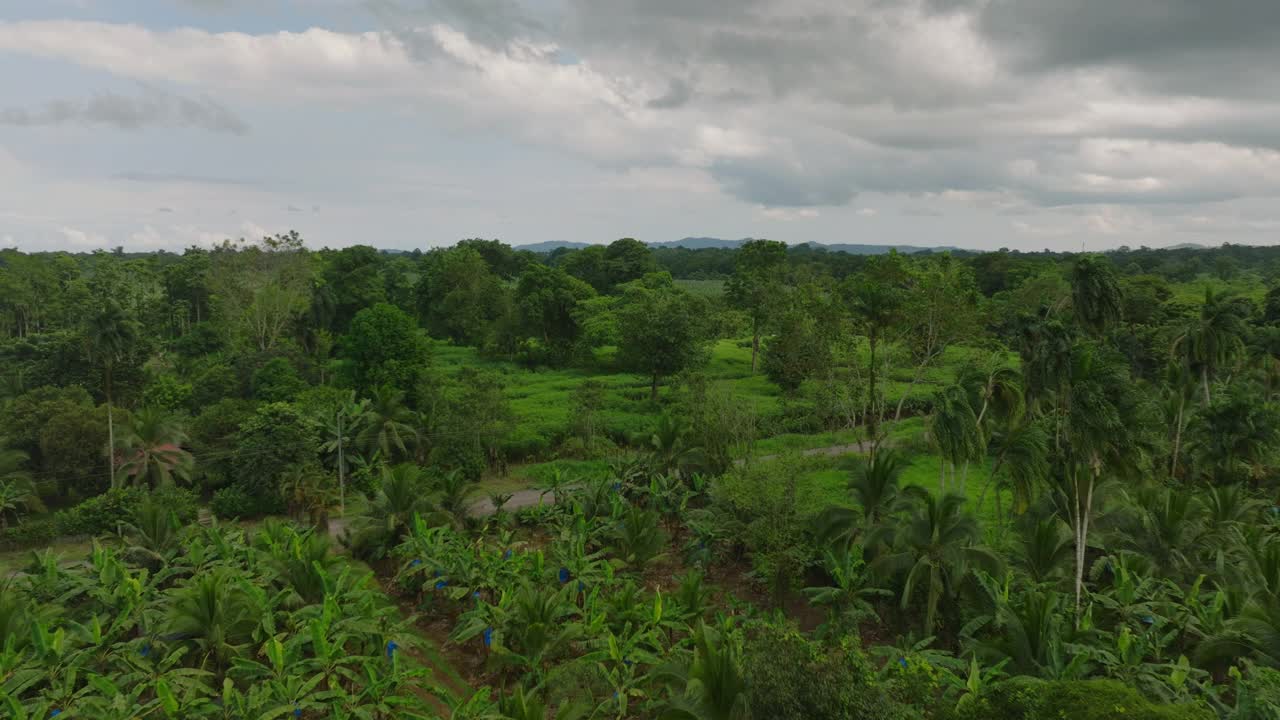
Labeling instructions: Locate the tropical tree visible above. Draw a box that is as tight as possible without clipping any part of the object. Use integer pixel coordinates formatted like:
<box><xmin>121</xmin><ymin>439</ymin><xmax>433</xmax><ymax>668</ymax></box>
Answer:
<box><xmin>116</xmin><ymin>408</ymin><xmax>194</xmax><ymax>488</ymax></box>
<box><xmin>844</xmin><ymin>256</ymin><xmax>908</xmax><ymax>448</ymax></box>
<box><xmin>85</xmin><ymin>299</ymin><xmax>140</xmax><ymax>488</ymax></box>
<box><xmin>356</xmin><ymin>385</ymin><xmax>418</xmax><ymax>464</ymax></box>
<box><xmin>725</xmin><ymin>239</ymin><xmax>788</xmax><ymax>373</ymax></box>
<box><xmin>930</xmin><ymin>385</ymin><xmax>984</xmax><ymax>493</ymax></box>
<box><xmin>656</xmin><ymin>623</ymin><xmax>750</xmax><ymax>720</ymax></box>
<box><xmin>1058</xmin><ymin>343</ymin><xmax>1157</xmax><ymax>618</ymax></box>
<box><xmin>1173</xmin><ymin>288</ymin><xmax>1251</xmax><ymax>405</ymax></box>
<box><xmin>1070</xmin><ymin>254</ymin><xmax>1123</xmax><ymax>336</ymax></box>
<box><xmin>817</xmin><ymin>450</ymin><xmax>904</xmax><ymax>550</ymax></box>
<box><xmin>0</xmin><ymin>449</ymin><xmax>40</xmax><ymax>528</ymax></box>
<box><xmin>871</xmin><ymin>486</ymin><xmax>1003</xmax><ymax>634</ymax></box>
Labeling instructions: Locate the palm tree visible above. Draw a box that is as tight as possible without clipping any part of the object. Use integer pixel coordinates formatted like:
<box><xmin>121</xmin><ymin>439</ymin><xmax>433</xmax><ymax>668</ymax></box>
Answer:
<box><xmin>356</xmin><ymin>386</ymin><xmax>417</xmax><ymax>464</ymax></box>
<box><xmin>167</xmin><ymin>569</ymin><xmax>258</xmax><ymax>675</ymax></box>
<box><xmin>116</xmin><ymin>408</ymin><xmax>193</xmax><ymax>488</ymax></box>
<box><xmin>1011</xmin><ymin>516</ymin><xmax>1073</xmax><ymax>586</ymax></box>
<box><xmin>1070</xmin><ymin>254</ymin><xmax>1123</xmax><ymax>336</ymax></box>
<box><xmin>871</xmin><ymin>486</ymin><xmax>1003</xmax><ymax>634</ymax></box>
<box><xmin>1060</xmin><ymin>342</ymin><xmax>1156</xmax><ymax>619</ymax></box>
<box><xmin>817</xmin><ymin>450</ymin><xmax>904</xmax><ymax>550</ymax></box>
<box><xmin>314</xmin><ymin>391</ymin><xmax>368</xmax><ymax>515</ymax></box>
<box><xmin>85</xmin><ymin>300</ymin><xmax>140</xmax><ymax>488</ymax></box>
<box><xmin>1164</xmin><ymin>358</ymin><xmax>1197</xmax><ymax>480</ymax></box>
<box><xmin>1185</xmin><ymin>383</ymin><xmax>1280</xmax><ymax>486</ymax></box>
<box><xmin>0</xmin><ymin>449</ymin><xmax>41</xmax><ymax>529</ymax></box>
<box><xmin>929</xmin><ymin>384</ymin><xmax>984</xmax><ymax>492</ymax></box>
<box><xmin>656</xmin><ymin>623</ymin><xmax>750</xmax><ymax>720</ymax></box>
<box><xmin>1173</xmin><ymin>288</ymin><xmax>1250</xmax><ymax>405</ymax></box>
<box><xmin>346</xmin><ymin>463</ymin><xmax>434</xmax><ymax>560</ymax></box>
<box><xmin>649</xmin><ymin>413</ymin><xmax>702</xmax><ymax>477</ymax></box>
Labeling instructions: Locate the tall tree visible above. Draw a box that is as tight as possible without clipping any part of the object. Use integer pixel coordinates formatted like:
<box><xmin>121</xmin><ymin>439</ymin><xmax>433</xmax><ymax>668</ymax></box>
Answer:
<box><xmin>85</xmin><ymin>299</ymin><xmax>140</xmax><ymax>489</ymax></box>
<box><xmin>844</xmin><ymin>254</ymin><xmax>908</xmax><ymax>449</ymax></box>
<box><xmin>1058</xmin><ymin>343</ymin><xmax>1157</xmax><ymax>618</ymax></box>
<box><xmin>870</xmin><ymin>486</ymin><xmax>1002</xmax><ymax>634</ymax></box>
<box><xmin>1069</xmin><ymin>254</ymin><xmax>1124</xmax><ymax>336</ymax></box>
<box><xmin>724</xmin><ymin>239</ymin><xmax>787</xmax><ymax>373</ymax></box>
<box><xmin>343</xmin><ymin>302</ymin><xmax>430</xmax><ymax>394</ymax></box>
<box><xmin>513</xmin><ymin>263</ymin><xmax>597</xmax><ymax>364</ymax></box>
<box><xmin>896</xmin><ymin>254</ymin><xmax>982</xmax><ymax>420</ymax></box>
<box><xmin>1173</xmin><ymin>287</ymin><xmax>1251</xmax><ymax>405</ymax></box>
<box><xmin>616</xmin><ymin>276</ymin><xmax>712</xmax><ymax>401</ymax></box>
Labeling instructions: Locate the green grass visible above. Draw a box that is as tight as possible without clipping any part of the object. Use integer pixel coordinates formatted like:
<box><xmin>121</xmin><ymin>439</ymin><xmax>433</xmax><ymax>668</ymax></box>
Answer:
<box><xmin>0</xmin><ymin>536</ymin><xmax>98</xmax><ymax>576</ymax></box>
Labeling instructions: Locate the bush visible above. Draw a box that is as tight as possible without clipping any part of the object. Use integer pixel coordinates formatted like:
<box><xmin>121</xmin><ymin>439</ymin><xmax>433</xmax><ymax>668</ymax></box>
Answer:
<box><xmin>0</xmin><ymin>517</ymin><xmax>60</xmax><ymax>550</ymax></box>
<box><xmin>946</xmin><ymin>678</ymin><xmax>1215</xmax><ymax>720</ymax></box>
<box><xmin>0</xmin><ymin>486</ymin><xmax>200</xmax><ymax>549</ymax></box>
<box><xmin>58</xmin><ymin>487</ymin><xmax>145</xmax><ymax>536</ymax></box>
<box><xmin>210</xmin><ymin>485</ymin><xmax>257</xmax><ymax>520</ymax></box>
<box><xmin>744</xmin><ymin>624</ymin><xmax>915</xmax><ymax>720</ymax></box>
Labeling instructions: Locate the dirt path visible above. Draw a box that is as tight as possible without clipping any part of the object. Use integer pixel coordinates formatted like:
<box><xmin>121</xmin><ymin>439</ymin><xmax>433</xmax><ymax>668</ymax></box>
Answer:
<box><xmin>463</xmin><ymin>439</ymin><xmax>879</xmax><ymax>517</ymax></box>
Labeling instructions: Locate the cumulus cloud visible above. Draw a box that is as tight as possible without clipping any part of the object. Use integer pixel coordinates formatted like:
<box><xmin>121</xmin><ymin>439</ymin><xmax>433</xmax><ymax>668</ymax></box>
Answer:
<box><xmin>0</xmin><ymin>87</ymin><xmax>248</xmax><ymax>134</ymax></box>
<box><xmin>2</xmin><ymin>1</ymin><xmax>1280</xmax><ymax>248</ymax></box>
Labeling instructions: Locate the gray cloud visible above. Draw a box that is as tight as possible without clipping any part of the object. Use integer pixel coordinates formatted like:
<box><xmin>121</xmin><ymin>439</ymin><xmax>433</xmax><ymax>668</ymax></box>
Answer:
<box><xmin>647</xmin><ymin>78</ymin><xmax>692</xmax><ymax>109</ymax></box>
<box><xmin>0</xmin><ymin>89</ymin><xmax>248</xmax><ymax>134</ymax></box>
<box><xmin>114</xmin><ymin>171</ymin><xmax>253</xmax><ymax>186</ymax></box>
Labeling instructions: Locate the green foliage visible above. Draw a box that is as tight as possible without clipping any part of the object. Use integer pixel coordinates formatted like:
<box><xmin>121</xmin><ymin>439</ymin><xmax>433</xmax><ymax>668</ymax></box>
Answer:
<box><xmin>615</xmin><ymin>277</ymin><xmax>713</xmax><ymax>400</ymax></box>
<box><xmin>250</xmin><ymin>357</ymin><xmax>306</xmax><ymax>402</ymax></box>
<box><xmin>946</xmin><ymin>678</ymin><xmax>1214</xmax><ymax>720</ymax></box>
<box><xmin>343</xmin><ymin>302</ymin><xmax>430</xmax><ymax>393</ymax></box>
<box><xmin>743</xmin><ymin>624</ymin><xmax>912</xmax><ymax>720</ymax></box>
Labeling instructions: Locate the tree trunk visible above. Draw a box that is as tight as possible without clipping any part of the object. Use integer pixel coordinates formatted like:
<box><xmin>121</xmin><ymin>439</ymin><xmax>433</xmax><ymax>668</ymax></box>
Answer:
<box><xmin>650</xmin><ymin>373</ymin><xmax>659</xmax><ymax>402</ymax></box>
<box><xmin>1201</xmin><ymin>366</ymin><xmax>1212</xmax><ymax>406</ymax></box>
<box><xmin>105</xmin><ymin>364</ymin><xmax>116</xmax><ymax>490</ymax></box>
<box><xmin>960</xmin><ymin>460</ymin><xmax>970</xmax><ymax>494</ymax></box>
<box><xmin>895</xmin><ymin>358</ymin><xmax>931</xmax><ymax>422</ymax></box>
<box><xmin>750</xmin><ymin>316</ymin><xmax>759</xmax><ymax>374</ymax></box>
<box><xmin>1170</xmin><ymin>394</ymin><xmax>1185</xmax><ymax>481</ymax></box>
<box><xmin>866</xmin><ymin>334</ymin><xmax>878</xmax><ymax>455</ymax></box>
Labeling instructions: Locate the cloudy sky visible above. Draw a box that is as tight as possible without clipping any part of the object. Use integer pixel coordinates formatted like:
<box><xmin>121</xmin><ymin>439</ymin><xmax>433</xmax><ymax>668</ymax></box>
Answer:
<box><xmin>2</xmin><ymin>0</ymin><xmax>1279</xmax><ymax>252</ymax></box>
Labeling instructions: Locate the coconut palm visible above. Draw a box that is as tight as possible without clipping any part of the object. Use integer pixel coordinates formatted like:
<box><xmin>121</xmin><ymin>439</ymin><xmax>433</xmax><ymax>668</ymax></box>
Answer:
<box><xmin>356</xmin><ymin>385</ymin><xmax>418</xmax><ymax>465</ymax></box>
<box><xmin>116</xmin><ymin>408</ymin><xmax>193</xmax><ymax>488</ymax></box>
<box><xmin>346</xmin><ymin>463</ymin><xmax>435</xmax><ymax>560</ymax></box>
<box><xmin>930</xmin><ymin>384</ymin><xmax>985</xmax><ymax>492</ymax></box>
<box><xmin>1173</xmin><ymin>288</ymin><xmax>1251</xmax><ymax>405</ymax></box>
<box><xmin>1011</xmin><ymin>515</ymin><xmax>1073</xmax><ymax>586</ymax></box>
<box><xmin>1070</xmin><ymin>254</ymin><xmax>1123</xmax><ymax>337</ymax></box>
<box><xmin>85</xmin><ymin>299</ymin><xmax>140</xmax><ymax>489</ymax></box>
<box><xmin>656</xmin><ymin>622</ymin><xmax>750</xmax><ymax>720</ymax></box>
<box><xmin>167</xmin><ymin>569</ymin><xmax>258</xmax><ymax>675</ymax></box>
<box><xmin>817</xmin><ymin>450</ymin><xmax>904</xmax><ymax>550</ymax></box>
<box><xmin>871</xmin><ymin>486</ymin><xmax>1003</xmax><ymax>634</ymax></box>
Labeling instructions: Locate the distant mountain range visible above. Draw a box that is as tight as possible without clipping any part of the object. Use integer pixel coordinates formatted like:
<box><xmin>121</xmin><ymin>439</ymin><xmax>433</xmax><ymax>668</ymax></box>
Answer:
<box><xmin>516</xmin><ymin>237</ymin><xmax>962</xmax><ymax>254</ymax></box>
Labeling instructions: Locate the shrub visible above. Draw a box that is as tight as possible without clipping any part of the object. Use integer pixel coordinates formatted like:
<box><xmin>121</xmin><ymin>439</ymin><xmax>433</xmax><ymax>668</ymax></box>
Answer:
<box><xmin>945</xmin><ymin>678</ymin><xmax>1215</xmax><ymax>720</ymax></box>
<box><xmin>210</xmin><ymin>485</ymin><xmax>257</xmax><ymax>519</ymax></box>
<box><xmin>744</xmin><ymin>624</ymin><xmax>915</xmax><ymax>720</ymax></box>
<box><xmin>58</xmin><ymin>487</ymin><xmax>145</xmax><ymax>536</ymax></box>
<box><xmin>0</xmin><ymin>517</ymin><xmax>60</xmax><ymax>550</ymax></box>
<box><xmin>142</xmin><ymin>374</ymin><xmax>193</xmax><ymax>411</ymax></box>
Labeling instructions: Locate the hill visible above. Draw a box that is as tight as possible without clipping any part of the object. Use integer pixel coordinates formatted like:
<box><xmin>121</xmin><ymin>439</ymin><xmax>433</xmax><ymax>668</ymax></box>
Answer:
<box><xmin>515</xmin><ymin>237</ymin><xmax>963</xmax><ymax>254</ymax></box>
